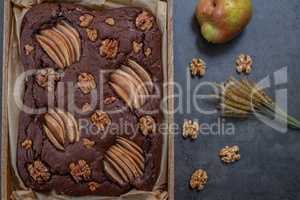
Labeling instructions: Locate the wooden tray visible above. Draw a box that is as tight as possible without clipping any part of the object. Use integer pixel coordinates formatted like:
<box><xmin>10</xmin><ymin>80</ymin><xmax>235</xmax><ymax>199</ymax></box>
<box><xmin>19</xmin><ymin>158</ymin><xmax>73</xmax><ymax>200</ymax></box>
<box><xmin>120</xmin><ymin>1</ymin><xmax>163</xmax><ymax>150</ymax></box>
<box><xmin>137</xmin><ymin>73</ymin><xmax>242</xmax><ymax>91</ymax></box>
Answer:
<box><xmin>1</xmin><ymin>0</ymin><xmax>174</xmax><ymax>199</ymax></box>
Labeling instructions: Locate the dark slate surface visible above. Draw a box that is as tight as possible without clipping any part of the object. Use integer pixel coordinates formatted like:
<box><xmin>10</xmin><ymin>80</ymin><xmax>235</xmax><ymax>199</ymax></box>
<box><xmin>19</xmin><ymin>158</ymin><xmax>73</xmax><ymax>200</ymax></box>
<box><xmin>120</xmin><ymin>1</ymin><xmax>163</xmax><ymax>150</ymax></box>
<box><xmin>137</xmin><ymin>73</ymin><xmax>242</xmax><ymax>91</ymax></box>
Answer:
<box><xmin>174</xmin><ymin>0</ymin><xmax>300</xmax><ymax>200</ymax></box>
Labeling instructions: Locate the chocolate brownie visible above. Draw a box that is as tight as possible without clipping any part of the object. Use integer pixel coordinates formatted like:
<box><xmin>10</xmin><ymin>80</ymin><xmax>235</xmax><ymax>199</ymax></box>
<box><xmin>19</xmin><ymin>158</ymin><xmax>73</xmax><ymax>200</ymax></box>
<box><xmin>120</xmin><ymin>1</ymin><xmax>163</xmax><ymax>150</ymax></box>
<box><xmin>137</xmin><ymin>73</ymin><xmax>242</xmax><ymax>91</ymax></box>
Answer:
<box><xmin>17</xmin><ymin>3</ymin><xmax>163</xmax><ymax>196</ymax></box>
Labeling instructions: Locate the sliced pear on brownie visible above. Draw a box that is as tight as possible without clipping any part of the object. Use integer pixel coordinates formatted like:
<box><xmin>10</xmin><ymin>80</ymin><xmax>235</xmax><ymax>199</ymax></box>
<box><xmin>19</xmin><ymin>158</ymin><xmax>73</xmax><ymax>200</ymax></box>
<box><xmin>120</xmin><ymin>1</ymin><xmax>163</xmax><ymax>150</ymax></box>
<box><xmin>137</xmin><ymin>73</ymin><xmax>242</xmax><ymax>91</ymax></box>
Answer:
<box><xmin>103</xmin><ymin>160</ymin><xmax>126</xmax><ymax>186</ymax></box>
<box><xmin>57</xmin><ymin>21</ymin><xmax>81</xmax><ymax>61</ymax></box>
<box><xmin>114</xmin><ymin>69</ymin><xmax>146</xmax><ymax>106</ymax></box>
<box><xmin>128</xmin><ymin>59</ymin><xmax>153</xmax><ymax>93</ymax></box>
<box><xmin>40</xmin><ymin>29</ymin><xmax>72</xmax><ymax>67</ymax></box>
<box><xmin>55</xmin><ymin>109</ymin><xmax>76</xmax><ymax>143</ymax></box>
<box><xmin>36</xmin><ymin>35</ymin><xmax>65</xmax><ymax>68</ymax></box>
<box><xmin>109</xmin><ymin>82</ymin><xmax>132</xmax><ymax>109</ymax></box>
<box><xmin>110</xmin><ymin>73</ymin><xmax>140</xmax><ymax>109</ymax></box>
<box><xmin>43</xmin><ymin>125</ymin><xmax>65</xmax><ymax>151</ymax></box>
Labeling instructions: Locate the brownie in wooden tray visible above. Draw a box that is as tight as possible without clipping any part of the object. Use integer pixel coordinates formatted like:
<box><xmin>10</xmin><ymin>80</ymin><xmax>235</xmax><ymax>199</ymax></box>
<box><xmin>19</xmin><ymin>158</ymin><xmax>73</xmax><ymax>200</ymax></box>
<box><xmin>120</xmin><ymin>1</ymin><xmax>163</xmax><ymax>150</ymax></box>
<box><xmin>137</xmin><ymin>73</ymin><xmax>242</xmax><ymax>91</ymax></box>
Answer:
<box><xmin>17</xmin><ymin>3</ymin><xmax>163</xmax><ymax>196</ymax></box>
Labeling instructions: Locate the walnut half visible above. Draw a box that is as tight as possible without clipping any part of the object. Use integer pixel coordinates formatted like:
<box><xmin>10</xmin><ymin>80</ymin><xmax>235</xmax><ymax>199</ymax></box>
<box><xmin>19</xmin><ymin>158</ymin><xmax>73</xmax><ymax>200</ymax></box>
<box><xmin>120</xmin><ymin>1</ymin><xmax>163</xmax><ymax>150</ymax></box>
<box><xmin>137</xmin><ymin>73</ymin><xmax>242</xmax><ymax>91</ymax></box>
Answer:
<box><xmin>90</xmin><ymin>110</ymin><xmax>111</xmax><ymax>130</ymax></box>
<box><xmin>136</xmin><ymin>11</ymin><xmax>154</xmax><ymax>31</ymax></box>
<box><xmin>139</xmin><ymin>115</ymin><xmax>156</xmax><ymax>136</ymax></box>
<box><xmin>77</xmin><ymin>73</ymin><xmax>96</xmax><ymax>94</ymax></box>
<box><xmin>190</xmin><ymin>58</ymin><xmax>206</xmax><ymax>77</ymax></box>
<box><xmin>236</xmin><ymin>54</ymin><xmax>253</xmax><ymax>74</ymax></box>
<box><xmin>219</xmin><ymin>145</ymin><xmax>241</xmax><ymax>164</ymax></box>
<box><xmin>190</xmin><ymin>169</ymin><xmax>208</xmax><ymax>191</ymax></box>
<box><xmin>69</xmin><ymin>160</ymin><xmax>91</xmax><ymax>183</ymax></box>
<box><xmin>86</xmin><ymin>28</ymin><xmax>98</xmax><ymax>42</ymax></box>
<box><xmin>99</xmin><ymin>39</ymin><xmax>119</xmax><ymax>59</ymax></box>
<box><xmin>27</xmin><ymin>160</ymin><xmax>51</xmax><ymax>184</ymax></box>
<box><xmin>182</xmin><ymin>120</ymin><xmax>200</xmax><ymax>140</ymax></box>
<box><xmin>79</xmin><ymin>14</ymin><xmax>94</xmax><ymax>27</ymax></box>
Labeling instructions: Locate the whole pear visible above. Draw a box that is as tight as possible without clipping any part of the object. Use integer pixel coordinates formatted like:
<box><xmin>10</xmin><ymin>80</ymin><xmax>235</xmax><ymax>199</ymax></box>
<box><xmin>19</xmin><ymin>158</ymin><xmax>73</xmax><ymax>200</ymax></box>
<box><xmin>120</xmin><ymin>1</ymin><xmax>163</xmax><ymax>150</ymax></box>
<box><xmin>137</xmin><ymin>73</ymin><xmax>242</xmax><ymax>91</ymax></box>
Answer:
<box><xmin>196</xmin><ymin>0</ymin><xmax>253</xmax><ymax>44</ymax></box>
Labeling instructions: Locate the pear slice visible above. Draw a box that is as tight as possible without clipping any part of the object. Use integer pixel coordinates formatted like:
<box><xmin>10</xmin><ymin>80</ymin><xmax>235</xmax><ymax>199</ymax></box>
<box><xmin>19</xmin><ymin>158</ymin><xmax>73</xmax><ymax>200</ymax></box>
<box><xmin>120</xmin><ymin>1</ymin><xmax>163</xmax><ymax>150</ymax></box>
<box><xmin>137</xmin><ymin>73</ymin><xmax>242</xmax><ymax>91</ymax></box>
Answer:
<box><xmin>103</xmin><ymin>160</ymin><xmax>126</xmax><ymax>186</ymax></box>
<box><xmin>114</xmin><ymin>69</ymin><xmax>146</xmax><ymax>106</ymax></box>
<box><xmin>128</xmin><ymin>59</ymin><xmax>153</xmax><ymax>93</ymax></box>
<box><xmin>115</xmin><ymin>144</ymin><xmax>144</xmax><ymax>172</ymax></box>
<box><xmin>110</xmin><ymin>73</ymin><xmax>140</xmax><ymax>109</ymax></box>
<box><xmin>116</xmin><ymin>137</ymin><xmax>144</xmax><ymax>166</ymax></box>
<box><xmin>36</xmin><ymin>35</ymin><xmax>65</xmax><ymax>69</ymax></box>
<box><xmin>53</xmin><ymin>27</ymin><xmax>75</xmax><ymax>63</ymax></box>
<box><xmin>44</xmin><ymin>113</ymin><xmax>65</xmax><ymax>145</ymax></box>
<box><xmin>43</xmin><ymin>125</ymin><xmax>65</xmax><ymax>151</ymax></box>
<box><xmin>111</xmin><ymin>145</ymin><xmax>142</xmax><ymax>177</ymax></box>
<box><xmin>67</xmin><ymin>111</ymin><xmax>80</xmax><ymax>142</ymax></box>
<box><xmin>120</xmin><ymin>65</ymin><xmax>149</xmax><ymax>95</ymax></box>
<box><xmin>40</xmin><ymin>29</ymin><xmax>72</xmax><ymax>66</ymax></box>
<box><xmin>109</xmin><ymin>82</ymin><xmax>132</xmax><ymax>109</ymax></box>
<box><xmin>116</xmin><ymin>137</ymin><xmax>143</xmax><ymax>154</ymax></box>
<box><xmin>105</xmin><ymin>155</ymin><xmax>129</xmax><ymax>183</ymax></box>
<box><xmin>55</xmin><ymin>108</ymin><xmax>76</xmax><ymax>143</ymax></box>
<box><xmin>57</xmin><ymin>21</ymin><xmax>81</xmax><ymax>61</ymax></box>
<box><xmin>106</xmin><ymin>149</ymin><xmax>135</xmax><ymax>183</ymax></box>
<box><xmin>48</xmin><ymin>108</ymin><xmax>66</xmax><ymax>136</ymax></box>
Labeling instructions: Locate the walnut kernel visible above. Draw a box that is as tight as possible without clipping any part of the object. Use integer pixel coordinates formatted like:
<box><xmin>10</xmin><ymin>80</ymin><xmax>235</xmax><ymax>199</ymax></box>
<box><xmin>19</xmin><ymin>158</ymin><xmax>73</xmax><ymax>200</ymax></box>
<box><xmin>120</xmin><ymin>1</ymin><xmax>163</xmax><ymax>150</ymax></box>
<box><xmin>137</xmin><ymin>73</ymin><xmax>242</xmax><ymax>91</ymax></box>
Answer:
<box><xmin>182</xmin><ymin>120</ymin><xmax>200</xmax><ymax>140</ymax></box>
<box><xmin>77</xmin><ymin>73</ymin><xmax>96</xmax><ymax>94</ymax></box>
<box><xmin>144</xmin><ymin>48</ymin><xmax>152</xmax><ymax>57</ymax></box>
<box><xmin>27</xmin><ymin>160</ymin><xmax>51</xmax><ymax>183</ymax></box>
<box><xmin>25</xmin><ymin>44</ymin><xmax>34</xmax><ymax>55</ymax></box>
<box><xmin>22</xmin><ymin>139</ymin><xmax>32</xmax><ymax>150</ymax></box>
<box><xmin>99</xmin><ymin>39</ymin><xmax>119</xmax><ymax>59</ymax></box>
<box><xmin>86</xmin><ymin>28</ymin><xmax>98</xmax><ymax>42</ymax></box>
<box><xmin>236</xmin><ymin>54</ymin><xmax>253</xmax><ymax>74</ymax></box>
<box><xmin>219</xmin><ymin>145</ymin><xmax>241</xmax><ymax>164</ymax></box>
<box><xmin>133</xmin><ymin>41</ymin><xmax>143</xmax><ymax>54</ymax></box>
<box><xmin>35</xmin><ymin>68</ymin><xmax>60</xmax><ymax>91</ymax></box>
<box><xmin>190</xmin><ymin>58</ymin><xmax>206</xmax><ymax>77</ymax></box>
<box><xmin>82</xmin><ymin>103</ymin><xmax>93</xmax><ymax>113</ymax></box>
<box><xmin>90</xmin><ymin>110</ymin><xmax>111</xmax><ymax>130</ymax></box>
<box><xmin>105</xmin><ymin>18</ymin><xmax>115</xmax><ymax>26</ymax></box>
<box><xmin>139</xmin><ymin>115</ymin><xmax>156</xmax><ymax>136</ymax></box>
<box><xmin>104</xmin><ymin>96</ymin><xmax>117</xmax><ymax>105</ymax></box>
<box><xmin>79</xmin><ymin>14</ymin><xmax>94</xmax><ymax>27</ymax></box>
<box><xmin>82</xmin><ymin>138</ymin><xmax>95</xmax><ymax>149</ymax></box>
<box><xmin>69</xmin><ymin>160</ymin><xmax>91</xmax><ymax>183</ymax></box>
<box><xmin>88</xmin><ymin>181</ymin><xmax>101</xmax><ymax>191</ymax></box>
<box><xmin>190</xmin><ymin>169</ymin><xmax>208</xmax><ymax>190</ymax></box>
<box><xmin>136</xmin><ymin>11</ymin><xmax>154</xmax><ymax>31</ymax></box>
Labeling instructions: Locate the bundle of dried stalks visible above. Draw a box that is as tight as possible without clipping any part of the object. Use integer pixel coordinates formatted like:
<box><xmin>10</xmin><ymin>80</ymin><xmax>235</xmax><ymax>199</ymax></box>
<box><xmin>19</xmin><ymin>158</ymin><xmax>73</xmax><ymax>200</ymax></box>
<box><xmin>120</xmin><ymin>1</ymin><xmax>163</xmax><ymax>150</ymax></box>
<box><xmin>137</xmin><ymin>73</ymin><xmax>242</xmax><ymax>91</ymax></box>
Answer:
<box><xmin>213</xmin><ymin>77</ymin><xmax>300</xmax><ymax>129</ymax></box>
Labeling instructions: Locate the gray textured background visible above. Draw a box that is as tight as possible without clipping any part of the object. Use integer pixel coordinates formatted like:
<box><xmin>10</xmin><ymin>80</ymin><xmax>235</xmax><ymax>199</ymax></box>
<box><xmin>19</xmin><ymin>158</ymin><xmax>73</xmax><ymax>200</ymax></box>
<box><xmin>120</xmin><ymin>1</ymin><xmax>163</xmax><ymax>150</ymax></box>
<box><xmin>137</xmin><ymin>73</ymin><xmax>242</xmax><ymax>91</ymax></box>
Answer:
<box><xmin>174</xmin><ymin>0</ymin><xmax>300</xmax><ymax>200</ymax></box>
<box><xmin>1</xmin><ymin>0</ymin><xmax>300</xmax><ymax>199</ymax></box>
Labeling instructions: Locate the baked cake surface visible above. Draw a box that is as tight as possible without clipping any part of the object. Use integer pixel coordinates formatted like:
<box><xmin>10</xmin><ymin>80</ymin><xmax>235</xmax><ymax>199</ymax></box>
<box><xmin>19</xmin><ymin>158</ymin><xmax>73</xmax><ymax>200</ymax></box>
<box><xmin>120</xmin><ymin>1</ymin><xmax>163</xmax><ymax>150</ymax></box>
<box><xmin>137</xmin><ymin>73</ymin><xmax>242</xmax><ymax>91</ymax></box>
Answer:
<box><xmin>17</xmin><ymin>3</ymin><xmax>163</xmax><ymax>196</ymax></box>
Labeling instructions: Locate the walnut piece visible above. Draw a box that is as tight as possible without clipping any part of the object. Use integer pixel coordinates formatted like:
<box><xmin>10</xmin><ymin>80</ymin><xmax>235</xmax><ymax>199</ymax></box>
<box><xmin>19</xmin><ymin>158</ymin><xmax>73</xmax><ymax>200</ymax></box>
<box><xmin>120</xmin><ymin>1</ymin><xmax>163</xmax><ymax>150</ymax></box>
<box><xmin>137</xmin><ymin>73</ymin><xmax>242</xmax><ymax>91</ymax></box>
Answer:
<box><xmin>139</xmin><ymin>115</ymin><xmax>156</xmax><ymax>136</ymax></box>
<box><xmin>133</xmin><ymin>41</ymin><xmax>143</xmax><ymax>54</ymax></box>
<box><xmin>236</xmin><ymin>54</ymin><xmax>253</xmax><ymax>74</ymax></box>
<box><xmin>82</xmin><ymin>138</ymin><xmax>95</xmax><ymax>149</ymax></box>
<box><xmin>22</xmin><ymin>139</ymin><xmax>32</xmax><ymax>150</ymax></box>
<box><xmin>182</xmin><ymin>120</ymin><xmax>200</xmax><ymax>140</ymax></box>
<box><xmin>105</xmin><ymin>18</ymin><xmax>115</xmax><ymax>26</ymax></box>
<box><xmin>190</xmin><ymin>169</ymin><xmax>208</xmax><ymax>191</ymax></box>
<box><xmin>144</xmin><ymin>47</ymin><xmax>152</xmax><ymax>57</ymax></box>
<box><xmin>86</xmin><ymin>28</ymin><xmax>98</xmax><ymax>42</ymax></box>
<box><xmin>27</xmin><ymin>160</ymin><xmax>51</xmax><ymax>184</ymax></box>
<box><xmin>136</xmin><ymin>11</ymin><xmax>154</xmax><ymax>31</ymax></box>
<box><xmin>104</xmin><ymin>96</ymin><xmax>117</xmax><ymax>105</ymax></box>
<box><xmin>90</xmin><ymin>110</ymin><xmax>111</xmax><ymax>130</ymax></box>
<box><xmin>99</xmin><ymin>39</ymin><xmax>119</xmax><ymax>59</ymax></box>
<box><xmin>77</xmin><ymin>73</ymin><xmax>96</xmax><ymax>94</ymax></box>
<box><xmin>88</xmin><ymin>181</ymin><xmax>101</xmax><ymax>191</ymax></box>
<box><xmin>79</xmin><ymin>14</ymin><xmax>94</xmax><ymax>27</ymax></box>
<box><xmin>35</xmin><ymin>68</ymin><xmax>60</xmax><ymax>91</ymax></box>
<box><xmin>69</xmin><ymin>160</ymin><xmax>91</xmax><ymax>183</ymax></box>
<box><xmin>190</xmin><ymin>58</ymin><xmax>206</xmax><ymax>77</ymax></box>
<box><xmin>25</xmin><ymin>44</ymin><xmax>34</xmax><ymax>55</ymax></box>
<box><xmin>219</xmin><ymin>145</ymin><xmax>241</xmax><ymax>164</ymax></box>
<box><xmin>82</xmin><ymin>103</ymin><xmax>93</xmax><ymax>113</ymax></box>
